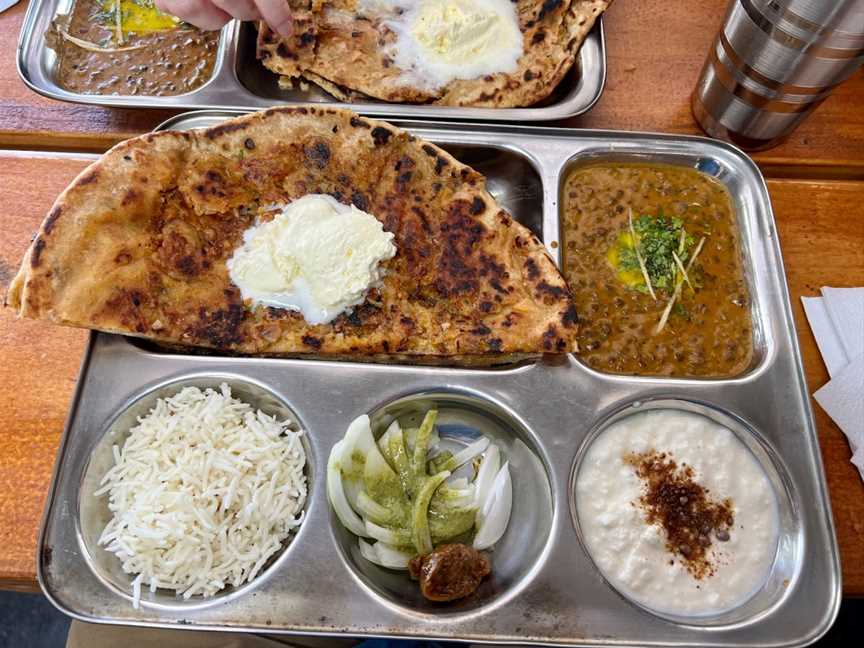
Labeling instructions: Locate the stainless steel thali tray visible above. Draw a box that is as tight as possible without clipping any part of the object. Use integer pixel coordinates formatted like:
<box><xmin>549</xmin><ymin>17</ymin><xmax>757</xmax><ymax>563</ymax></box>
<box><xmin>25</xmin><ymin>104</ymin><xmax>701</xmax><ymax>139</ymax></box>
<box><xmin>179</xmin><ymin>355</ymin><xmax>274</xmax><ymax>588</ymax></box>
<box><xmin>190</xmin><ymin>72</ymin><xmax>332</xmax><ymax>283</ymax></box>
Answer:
<box><xmin>37</xmin><ymin>113</ymin><xmax>840</xmax><ymax>647</ymax></box>
<box><xmin>17</xmin><ymin>0</ymin><xmax>606</xmax><ymax>121</ymax></box>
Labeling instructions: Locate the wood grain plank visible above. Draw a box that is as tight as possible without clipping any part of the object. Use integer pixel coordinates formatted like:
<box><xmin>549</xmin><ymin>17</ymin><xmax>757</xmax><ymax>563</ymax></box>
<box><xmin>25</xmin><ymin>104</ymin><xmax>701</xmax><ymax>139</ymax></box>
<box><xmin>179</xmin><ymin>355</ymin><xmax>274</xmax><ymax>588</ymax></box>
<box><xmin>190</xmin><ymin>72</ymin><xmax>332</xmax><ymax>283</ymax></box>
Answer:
<box><xmin>769</xmin><ymin>179</ymin><xmax>864</xmax><ymax>597</ymax></box>
<box><xmin>0</xmin><ymin>155</ymin><xmax>90</xmax><ymax>592</ymax></box>
<box><xmin>0</xmin><ymin>1</ymin><xmax>862</xmax><ymax>170</ymax></box>
<box><xmin>0</xmin><ymin>154</ymin><xmax>862</xmax><ymax>594</ymax></box>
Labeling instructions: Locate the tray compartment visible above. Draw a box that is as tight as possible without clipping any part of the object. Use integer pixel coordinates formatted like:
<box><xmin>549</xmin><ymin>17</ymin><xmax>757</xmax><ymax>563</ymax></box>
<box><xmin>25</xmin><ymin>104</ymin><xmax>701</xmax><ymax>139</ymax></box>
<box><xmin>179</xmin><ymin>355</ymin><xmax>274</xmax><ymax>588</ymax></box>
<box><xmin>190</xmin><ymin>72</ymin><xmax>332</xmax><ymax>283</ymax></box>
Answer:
<box><xmin>21</xmin><ymin>0</ymin><xmax>232</xmax><ymax>101</ymax></box>
<box><xmin>556</xmin><ymin>150</ymin><xmax>771</xmax><ymax>381</ymax></box>
<box><xmin>451</xmin><ymin>144</ymin><xmax>544</xmax><ymax>238</ymax></box>
<box><xmin>77</xmin><ymin>373</ymin><xmax>314</xmax><ymax>611</ymax></box>
<box><xmin>569</xmin><ymin>396</ymin><xmax>802</xmax><ymax>627</ymax></box>
<box><xmin>333</xmin><ymin>389</ymin><xmax>554</xmax><ymax>615</ymax></box>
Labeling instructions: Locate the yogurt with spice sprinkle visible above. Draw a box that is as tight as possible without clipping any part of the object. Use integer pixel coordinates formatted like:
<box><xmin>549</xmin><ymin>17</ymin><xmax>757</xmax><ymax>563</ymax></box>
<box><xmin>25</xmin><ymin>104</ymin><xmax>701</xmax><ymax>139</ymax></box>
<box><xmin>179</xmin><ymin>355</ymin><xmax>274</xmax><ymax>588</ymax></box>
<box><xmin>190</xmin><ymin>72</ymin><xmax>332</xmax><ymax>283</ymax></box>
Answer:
<box><xmin>575</xmin><ymin>408</ymin><xmax>779</xmax><ymax>617</ymax></box>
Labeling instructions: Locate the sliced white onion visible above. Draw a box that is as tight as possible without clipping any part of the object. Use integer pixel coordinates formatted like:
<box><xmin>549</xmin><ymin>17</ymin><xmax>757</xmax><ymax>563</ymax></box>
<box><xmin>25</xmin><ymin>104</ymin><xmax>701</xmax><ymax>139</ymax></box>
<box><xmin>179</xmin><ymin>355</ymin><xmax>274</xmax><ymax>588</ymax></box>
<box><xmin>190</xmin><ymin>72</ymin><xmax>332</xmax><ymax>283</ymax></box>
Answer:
<box><xmin>377</xmin><ymin>419</ymin><xmax>402</xmax><ymax>455</ymax></box>
<box><xmin>473</xmin><ymin>462</ymin><xmax>512</xmax><ymax>551</ymax></box>
<box><xmin>358</xmin><ymin>538</ymin><xmax>411</xmax><ymax>570</ymax></box>
<box><xmin>342</xmin><ymin>478</ymin><xmax>363</xmax><ymax>512</ymax></box>
<box><xmin>473</xmin><ymin>444</ymin><xmax>500</xmax><ymax>524</ymax></box>
<box><xmin>335</xmin><ymin>431</ymin><xmax>364</xmax><ymax>512</ymax></box>
<box><xmin>445</xmin><ymin>437</ymin><xmax>490</xmax><ymax>472</ymax></box>
<box><xmin>327</xmin><ymin>440</ymin><xmax>369</xmax><ymax>538</ymax></box>
<box><xmin>344</xmin><ymin>415</ymin><xmax>378</xmax><ymax>459</ymax></box>
<box><xmin>448</xmin><ymin>476</ymin><xmax>469</xmax><ymax>489</ymax></box>
<box><xmin>375</xmin><ymin>542</ymin><xmax>412</xmax><ymax>569</ymax></box>
<box><xmin>364</xmin><ymin>439</ymin><xmax>398</xmax><ymax>481</ymax></box>
<box><xmin>437</xmin><ymin>484</ymin><xmax>475</xmax><ymax>509</ymax></box>
<box><xmin>356</xmin><ymin>491</ymin><xmax>391</xmax><ymax>522</ymax></box>
<box><xmin>358</xmin><ymin>538</ymin><xmax>380</xmax><ymax>565</ymax></box>
<box><xmin>365</xmin><ymin>519</ymin><xmax>410</xmax><ymax>546</ymax></box>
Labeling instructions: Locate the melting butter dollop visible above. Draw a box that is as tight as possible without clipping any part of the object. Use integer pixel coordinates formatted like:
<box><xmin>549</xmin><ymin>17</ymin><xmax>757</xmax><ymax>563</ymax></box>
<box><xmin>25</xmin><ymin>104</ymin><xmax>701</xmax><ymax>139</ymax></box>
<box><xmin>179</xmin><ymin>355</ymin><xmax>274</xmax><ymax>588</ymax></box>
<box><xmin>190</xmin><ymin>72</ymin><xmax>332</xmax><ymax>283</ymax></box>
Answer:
<box><xmin>368</xmin><ymin>0</ymin><xmax>524</xmax><ymax>90</ymax></box>
<box><xmin>227</xmin><ymin>195</ymin><xmax>396</xmax><ymax>325</ymax></box>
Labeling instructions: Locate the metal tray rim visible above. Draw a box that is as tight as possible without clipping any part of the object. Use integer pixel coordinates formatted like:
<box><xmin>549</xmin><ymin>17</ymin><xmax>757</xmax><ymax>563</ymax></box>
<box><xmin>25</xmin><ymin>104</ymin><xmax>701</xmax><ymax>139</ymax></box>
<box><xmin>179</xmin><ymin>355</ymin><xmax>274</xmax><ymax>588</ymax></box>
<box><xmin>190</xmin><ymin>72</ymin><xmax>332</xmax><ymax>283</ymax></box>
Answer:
<box><xmin>24</xmin><ymin>122</ymin><xmax>841</xmax><ymax>646</ymax></box>
<box><xmin>16</xmin><ymin>1</ymin><xmax>607</xmax><ymax>122</ymax></box>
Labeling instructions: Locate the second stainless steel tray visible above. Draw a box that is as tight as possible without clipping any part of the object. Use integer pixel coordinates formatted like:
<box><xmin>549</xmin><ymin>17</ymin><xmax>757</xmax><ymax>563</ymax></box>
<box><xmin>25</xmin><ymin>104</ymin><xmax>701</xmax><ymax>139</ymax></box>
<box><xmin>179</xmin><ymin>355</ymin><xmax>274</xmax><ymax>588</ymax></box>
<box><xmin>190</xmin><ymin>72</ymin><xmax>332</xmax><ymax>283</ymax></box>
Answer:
<box><xmin>17</xmin><ymin>1</ymin><xmax>606</xmax><ymax>121</ymax></box>
<box><xmin>36</xmin><ymin>117</ymin><xmax>840</xmax><ymax>647</ymax></box>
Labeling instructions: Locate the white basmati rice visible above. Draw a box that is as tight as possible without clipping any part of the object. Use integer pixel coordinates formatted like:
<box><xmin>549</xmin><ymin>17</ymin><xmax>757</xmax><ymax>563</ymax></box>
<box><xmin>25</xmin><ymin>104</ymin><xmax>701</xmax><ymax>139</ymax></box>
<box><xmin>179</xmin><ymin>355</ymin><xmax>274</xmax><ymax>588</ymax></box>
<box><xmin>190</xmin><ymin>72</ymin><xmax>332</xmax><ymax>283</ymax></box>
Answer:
<box><xmin>96</xmin><ymin>383</ymin><xmax>307</xmax><ymax>608</ymax></box>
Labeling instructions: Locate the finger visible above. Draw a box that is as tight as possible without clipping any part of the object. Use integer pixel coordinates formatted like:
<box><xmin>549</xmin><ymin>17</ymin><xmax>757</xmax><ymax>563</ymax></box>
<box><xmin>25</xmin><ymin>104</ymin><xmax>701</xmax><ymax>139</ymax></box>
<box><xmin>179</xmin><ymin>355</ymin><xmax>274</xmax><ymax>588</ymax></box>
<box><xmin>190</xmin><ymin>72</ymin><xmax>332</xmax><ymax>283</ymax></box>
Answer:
<box><xmin>256</xmin><ymin>0</ymin><xmax>294</xmax><ymax>38</ymax></box>
<box><xmin>211</xmin><ymin>0</ymin><xmax>261</xmax><ymax>22</ymax></box>
<box><xmin>154</xmin><ymin>0</ymin><xmax>233</xmax><ymax>31</ymax></box>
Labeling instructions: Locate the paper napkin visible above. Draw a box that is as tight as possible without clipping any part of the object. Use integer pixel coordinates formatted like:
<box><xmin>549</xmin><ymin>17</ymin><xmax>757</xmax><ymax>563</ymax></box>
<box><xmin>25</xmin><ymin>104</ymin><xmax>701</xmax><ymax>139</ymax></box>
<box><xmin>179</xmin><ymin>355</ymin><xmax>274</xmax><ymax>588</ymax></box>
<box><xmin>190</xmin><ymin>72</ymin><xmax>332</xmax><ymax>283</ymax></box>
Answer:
<box><xmin>821</xmin><ymin>287</ymin><xmax>864</xmax><ymax>361</ymax></box>
<box><xmin>802</xmin><ymin>287</ymin><xmax>864</xmax><ymax>482</ymax></box>
<box><xmin>801</xmin><ymin>297</ymin><xmax>849</xmax><ymax>378</ymax></box>
<box><xmin>814</xmin><ymin>354</ymin><xmax>863</xmax><ymax>454</ymax></box>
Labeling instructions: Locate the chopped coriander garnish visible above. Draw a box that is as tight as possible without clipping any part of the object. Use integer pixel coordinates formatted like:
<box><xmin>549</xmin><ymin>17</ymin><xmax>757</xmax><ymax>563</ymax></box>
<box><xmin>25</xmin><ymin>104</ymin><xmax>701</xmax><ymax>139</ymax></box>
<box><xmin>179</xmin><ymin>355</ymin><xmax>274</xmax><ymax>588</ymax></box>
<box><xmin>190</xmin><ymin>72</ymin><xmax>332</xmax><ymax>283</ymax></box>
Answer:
<box><xmin>614</xmin><ymin>210</ymin><xmax>698</xmax><ymax>295</ymax></box>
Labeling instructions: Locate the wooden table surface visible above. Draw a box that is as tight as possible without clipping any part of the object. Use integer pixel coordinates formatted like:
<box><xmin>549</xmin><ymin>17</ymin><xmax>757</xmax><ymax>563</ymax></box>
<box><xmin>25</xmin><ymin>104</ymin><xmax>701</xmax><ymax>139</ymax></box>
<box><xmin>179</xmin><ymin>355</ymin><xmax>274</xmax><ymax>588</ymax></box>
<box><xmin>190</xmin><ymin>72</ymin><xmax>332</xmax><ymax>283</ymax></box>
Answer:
<box><xmin>0</xmin><ymin>0</ymin><xmax>862</xmax><ymax>597</ymax></box>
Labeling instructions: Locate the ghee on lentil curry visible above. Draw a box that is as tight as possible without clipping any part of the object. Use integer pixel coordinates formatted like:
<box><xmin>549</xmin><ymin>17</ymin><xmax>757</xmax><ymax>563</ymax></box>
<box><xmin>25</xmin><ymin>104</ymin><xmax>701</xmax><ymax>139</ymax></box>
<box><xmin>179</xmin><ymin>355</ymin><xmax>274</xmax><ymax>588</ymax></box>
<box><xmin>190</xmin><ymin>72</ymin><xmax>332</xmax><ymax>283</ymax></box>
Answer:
<box><xmin>51</xmin><ymin>0</ymin><xmax>218</xmax><ymax>96</ymax></box>
<box><xmin>561</xmin><ymin>163</ymin><xmax>753</xmax><ymax>377</ymax></box>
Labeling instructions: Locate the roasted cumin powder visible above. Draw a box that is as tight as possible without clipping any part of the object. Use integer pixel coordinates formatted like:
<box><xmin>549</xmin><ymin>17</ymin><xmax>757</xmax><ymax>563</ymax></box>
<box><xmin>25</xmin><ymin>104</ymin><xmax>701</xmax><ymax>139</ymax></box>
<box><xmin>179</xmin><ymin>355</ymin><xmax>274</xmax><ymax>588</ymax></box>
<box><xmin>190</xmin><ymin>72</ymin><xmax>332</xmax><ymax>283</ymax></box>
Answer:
<box><xmin>625</xmin><ymin>450</ymin><xmax>734</xmax><ymax>579</ymax></box>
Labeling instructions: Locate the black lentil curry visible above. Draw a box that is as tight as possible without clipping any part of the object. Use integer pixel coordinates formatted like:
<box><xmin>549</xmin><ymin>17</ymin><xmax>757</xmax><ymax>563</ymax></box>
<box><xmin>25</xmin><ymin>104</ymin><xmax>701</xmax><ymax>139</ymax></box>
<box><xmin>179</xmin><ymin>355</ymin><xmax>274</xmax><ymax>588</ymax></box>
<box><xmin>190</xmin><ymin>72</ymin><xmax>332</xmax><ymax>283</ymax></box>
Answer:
<box><xmin>561</xmin><ymin>163</ymin><xmax>754</xmax><ymax>377</ymax></box>
<box><xmin>51</xmin><ymin>0</ymin><xmax>218</xmax><ymax>96</ymax></box>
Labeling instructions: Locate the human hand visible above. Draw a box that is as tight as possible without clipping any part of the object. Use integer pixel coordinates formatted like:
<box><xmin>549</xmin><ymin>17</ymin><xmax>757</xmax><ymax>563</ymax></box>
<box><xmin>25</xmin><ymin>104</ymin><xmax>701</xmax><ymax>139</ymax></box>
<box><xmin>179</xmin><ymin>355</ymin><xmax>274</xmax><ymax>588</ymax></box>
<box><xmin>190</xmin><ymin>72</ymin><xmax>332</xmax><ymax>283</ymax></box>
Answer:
<box><xmin>154</xmin><ymin>0</ymin><xmax>294</xmax><ymax>36</ymax></box>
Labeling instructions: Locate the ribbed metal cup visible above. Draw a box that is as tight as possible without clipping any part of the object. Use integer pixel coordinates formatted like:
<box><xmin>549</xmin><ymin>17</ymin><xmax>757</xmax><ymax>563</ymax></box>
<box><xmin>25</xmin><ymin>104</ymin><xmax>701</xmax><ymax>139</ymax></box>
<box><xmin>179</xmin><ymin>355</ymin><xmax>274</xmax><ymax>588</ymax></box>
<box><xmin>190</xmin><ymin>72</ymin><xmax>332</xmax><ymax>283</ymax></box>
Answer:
<box><xmin>692</xmin><ymin>0</ymin><xmax>864</xmax><ymax>150</ymax></box>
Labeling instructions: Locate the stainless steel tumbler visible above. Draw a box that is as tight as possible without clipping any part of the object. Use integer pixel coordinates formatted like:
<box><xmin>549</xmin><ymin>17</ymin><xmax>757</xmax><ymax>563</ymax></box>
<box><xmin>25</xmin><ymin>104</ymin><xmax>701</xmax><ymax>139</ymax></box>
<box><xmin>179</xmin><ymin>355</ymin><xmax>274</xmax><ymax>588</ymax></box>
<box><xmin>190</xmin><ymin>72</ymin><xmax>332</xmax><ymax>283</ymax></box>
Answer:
<box><xmin>692</xmin><ymin>0</ymin><xmax>864</xmax><ymax>150</ymax></box>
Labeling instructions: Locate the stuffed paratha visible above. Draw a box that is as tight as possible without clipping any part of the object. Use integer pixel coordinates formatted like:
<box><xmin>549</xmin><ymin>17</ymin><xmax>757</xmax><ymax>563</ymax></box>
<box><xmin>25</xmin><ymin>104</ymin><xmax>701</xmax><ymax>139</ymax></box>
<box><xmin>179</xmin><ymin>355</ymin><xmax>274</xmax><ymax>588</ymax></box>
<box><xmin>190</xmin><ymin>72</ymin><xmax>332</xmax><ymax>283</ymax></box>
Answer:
<box><xmin>7</xmin><ymin>108</ymin><xmax>577</xmax><ymax>364</ymax></box>
<box><xmin>257</xmin><ymin>0</ymin><xmax>611</xmax><ymax>107</ymax></box>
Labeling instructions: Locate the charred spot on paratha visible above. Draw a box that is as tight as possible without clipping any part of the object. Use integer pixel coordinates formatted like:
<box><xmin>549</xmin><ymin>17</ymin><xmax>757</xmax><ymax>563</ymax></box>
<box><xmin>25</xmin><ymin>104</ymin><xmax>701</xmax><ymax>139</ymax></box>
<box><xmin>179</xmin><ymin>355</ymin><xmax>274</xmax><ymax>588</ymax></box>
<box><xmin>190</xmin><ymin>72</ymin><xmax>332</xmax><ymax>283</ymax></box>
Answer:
<box><xmin>543</xmin><ymin>324</ymin><xmax>566</xmax><ymax>351</ymax></box>
<box><xmin>78</xmin><ymin>169</ymin><xmax>99</xmax><ymax>185</ymax></box>
<box><xmin>470</xmin><ymin>197</ymin><xmax>486</xmax><ymax>215</ymax></box>
<box><xmin>121</xmin><ymin>189</ymin><xmax>139</xmax><ymax>207</ymax></box>
<box><xmin>302</xmin><ymin>334</ymin><xmax>322</xmax><ymax>349</ymax></box>
<box><xmin>304</xmin><ymin>140</ymin><xmax>331</xmax><ymax>169</ymax></box>
<box><xmin>524</xmin><ymin>258</ymin><xmax>540</xmax><ymax>280</ymax></box>
<box><xmin>536</xmin><ymin>280</ymin><xmax>568</xmax><ymax>301</ymax></box>
<box><xmin>561</xmin><ymin>304</ymin><xmax>578</xmax><ymax>327</ymax></box>
<box><xmin>190</xmin><ymin>294</ymin><xmax>245</xmax><ymax>348</ymax></box>
<box><xmin>371</xmin><ymin>126</ymin><xmax>393</xmax><ymax>146</ymax></box>
<box><xmin>30</xmin><ymin>237</ymin><xmax>46</xmax><ymax>268</ymax></box>
<box><xmin>101</xmin><ymin>288</ymin><xmax>151</xmax><ymax>334</ymax></box>
<box><xmin>434</xmin><ymin>200</ymin><xmax>490</xmax><ymax>297</ymax></box>
<box><xmin>43</xmin><ymin>206</ymin><xmax>62</xmax><ymax>234</ymax></box>
<box><xmin>351</xmin><ymin>191</ymin><xmax>368</xmax><ymax>211</ymax></box>
<box><xmin>156</xmin><ymin>220</ymin><xmax>207</xmax><ymax>279</ymax></box>
<box><xmin>205</xmin><ymin>120</ymin><xmax>250</xmax><ymax>139</ymax></box>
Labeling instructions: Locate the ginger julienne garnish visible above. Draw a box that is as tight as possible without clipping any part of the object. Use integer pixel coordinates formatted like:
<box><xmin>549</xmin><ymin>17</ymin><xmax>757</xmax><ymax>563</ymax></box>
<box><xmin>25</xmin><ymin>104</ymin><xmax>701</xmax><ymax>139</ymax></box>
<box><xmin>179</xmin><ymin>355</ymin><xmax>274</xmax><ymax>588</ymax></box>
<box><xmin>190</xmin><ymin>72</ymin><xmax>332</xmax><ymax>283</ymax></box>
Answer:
<box><xmin>655</xmin><ymin>236</ymin><xmax>706</xmax><ymax>334</ymax></box>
